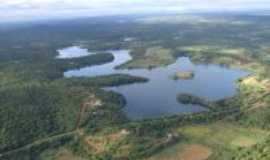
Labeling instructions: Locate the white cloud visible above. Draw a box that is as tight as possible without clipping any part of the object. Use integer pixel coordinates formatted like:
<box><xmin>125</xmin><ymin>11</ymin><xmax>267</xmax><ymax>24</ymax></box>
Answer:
<box><xmin>1</xmin><ymin>0</ymin><xmax>269</xmax><ymax>10</ymax></box>
<box><xmin>0</xmin><ymin>0</ymin><xmax>269</xmax><ymax>22</ymax></box>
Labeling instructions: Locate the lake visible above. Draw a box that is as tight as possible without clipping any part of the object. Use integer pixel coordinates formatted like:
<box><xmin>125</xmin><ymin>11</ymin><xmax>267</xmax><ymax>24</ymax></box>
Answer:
<box><xmin>62</xmin><ymin>46</ymin><xmax>248</xmax><ymax>120</ymax></box>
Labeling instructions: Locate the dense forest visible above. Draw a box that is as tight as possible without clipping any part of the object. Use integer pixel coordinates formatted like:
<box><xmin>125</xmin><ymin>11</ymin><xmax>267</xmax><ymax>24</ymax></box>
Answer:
<box><xmin>1</xmin><ymin>14</ymin><xmax>270</xmax><ymax>160</ymax></box>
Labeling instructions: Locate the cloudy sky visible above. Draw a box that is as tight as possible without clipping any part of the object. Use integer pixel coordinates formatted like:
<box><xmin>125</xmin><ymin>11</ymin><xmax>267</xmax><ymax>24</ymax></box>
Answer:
<box><xmin>0</xmin><ymin>0</ymin><xmax>269</xmax><ymax>22</ymax></box>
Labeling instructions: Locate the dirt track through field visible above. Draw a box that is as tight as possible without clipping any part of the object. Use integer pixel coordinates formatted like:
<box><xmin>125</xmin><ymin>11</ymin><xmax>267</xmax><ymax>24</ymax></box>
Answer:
<box><xmin>75</xmin><ymin>103</ymin><xmax>86</xmax><ymax>129</ymax></box>
<box><xmin>0</xmin><ymin>131</ymin><xmax>76</xmax><ymax>158</ymax></box>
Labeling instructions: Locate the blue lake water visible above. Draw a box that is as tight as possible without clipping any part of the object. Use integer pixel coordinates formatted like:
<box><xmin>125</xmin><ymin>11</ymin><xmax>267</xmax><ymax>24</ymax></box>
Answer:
<box><xmin>61</xmin><ymin>47</ymin><xmax>248</xmax><ymax>120</ymax></box>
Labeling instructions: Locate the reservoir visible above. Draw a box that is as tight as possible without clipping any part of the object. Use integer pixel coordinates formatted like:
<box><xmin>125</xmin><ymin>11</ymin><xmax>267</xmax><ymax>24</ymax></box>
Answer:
<box><xmin>62</xmin><ymin>46</ymin><xmax>248</xmax><ymax>120</ymax></box>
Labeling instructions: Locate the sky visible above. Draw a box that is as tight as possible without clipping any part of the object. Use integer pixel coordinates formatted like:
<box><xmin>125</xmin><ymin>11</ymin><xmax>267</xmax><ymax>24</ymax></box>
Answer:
<box><xmin>0</xmin><ymin>0</ymin><xmax>270</xmax><ymax>22</ymax></box>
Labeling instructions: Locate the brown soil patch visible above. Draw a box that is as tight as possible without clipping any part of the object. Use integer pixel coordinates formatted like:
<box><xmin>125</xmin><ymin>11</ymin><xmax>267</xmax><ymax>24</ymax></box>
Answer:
<box><xmin>84</xmin><ymin>130</ymin><xmax>129</xmax><ymax>154</ymax></box>
<box><xmin>56</xmin><ymin>149</ymin><xmax>84</xmax><ymax>160</ymax></box>
<box><xmin>231</xmin><ymin>137</ymin><xmax>257</xmax><ymax>147</ymax></box>
<box><xmin>75</xmin><ymin>94</ymin><xmax>102</xmax><ymax>129</ymax></box>
<box><xmin>179</xmin><ymin>144</ymin><xmax>212</xmax><ymax>160</ymax></box>
<box><xmin>114</xmin><ymin>144</ymin><xmax>132</xmax><ymax>158</ymax></box>
<box><xmin>241</xmin><ymin>76</ymin><xmax>269</xmax><ymax>90</ymax></box>
<box><xmin>248</xmin><ymin>101</ymin><xmax>268</xmax><ymax>111</ymax></box>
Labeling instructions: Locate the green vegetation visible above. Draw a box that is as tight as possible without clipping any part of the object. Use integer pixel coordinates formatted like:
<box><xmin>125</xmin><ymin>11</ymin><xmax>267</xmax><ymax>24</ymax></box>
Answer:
<box><xmin>1</xmin><ymin>14</ymin><xmax>270</xmax><ymax>160</ymax></box>
<box><xmin>59</xmin><ymin>74</ymin><xmax>148</xmax><ymax>88</ymax></box>
<box><xmin>118</xmin><ymin>46</ymin><xmax>174</xmax><ymax>69</ymax></box>
<box><xmin>148</xmin><ymin>122</ymin><xmax>268</xmax><ymax>160</ymax></box>
<box><xmin>0</xmin><ymin>53</ymin><xmax>114</xmax><ymax>83</ymax></box>
<box><xmin>231</xmin><ymin>137</ymin><xmax>270</xmax><ymax>160</ymax></box>
<box><xmin>0</xmin><ymin>83</ymin><xmax>85</xmax><ymax>152</ymax></box>
<box><xmin>177</xmin><ymin>93</ymin><xmax>209</xmax><ymax>107</ymax></box>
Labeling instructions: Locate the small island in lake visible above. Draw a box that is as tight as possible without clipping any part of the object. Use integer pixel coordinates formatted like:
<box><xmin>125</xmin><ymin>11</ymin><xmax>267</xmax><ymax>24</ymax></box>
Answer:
<box><xmin>172</xmin><ymin>71</ymin><xmax>195</xmax><ymax>80</ymax></box>
<box><xmin>177</xmin><ymin>93</ymin><xmax>209</xmax><ymax>107</ymax></box>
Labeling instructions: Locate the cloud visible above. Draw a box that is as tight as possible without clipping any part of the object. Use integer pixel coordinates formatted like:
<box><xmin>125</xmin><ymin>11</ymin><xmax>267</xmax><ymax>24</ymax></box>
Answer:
<box><xmin>1</xmin><ymin>0</ymin><xmax>269</xmax><ymax>10</ymax></box>
<box><xmin>0</xmin><ymin>0</ymin><xmax>269</xmax><ymax>22</ymax></box>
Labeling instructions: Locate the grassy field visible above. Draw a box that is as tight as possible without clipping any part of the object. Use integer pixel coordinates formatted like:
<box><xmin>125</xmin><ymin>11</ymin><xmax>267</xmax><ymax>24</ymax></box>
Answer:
<box><xmin>118</xmin><ymin>46</ymin><xmax>174</xmax><ymax>69</ymax></box>
<box><xmin>148</xmin><ymin>121</ymin><xmax>269</xmax><ymax>160</ymax></box>
<box><xmin>149</xmin><ymin>144</ymin><xmax>212</xmax><ymax>160</ymax></box>
<box><xmin>179</xmin><ymin>122</ymin><xmax>268</xmax><ymax>148</ymax></box>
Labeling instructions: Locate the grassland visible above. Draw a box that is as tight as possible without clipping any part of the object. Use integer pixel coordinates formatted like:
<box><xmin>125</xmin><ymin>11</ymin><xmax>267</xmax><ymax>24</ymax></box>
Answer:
<box><xmin>118</xmin><ymin>46</ymin><xmax>174</xmax><ymax>69</ymax></box>
<box><xmin>148</xmin><ymin>121</ymin><xmax>269</xmax><ymax>160</ymax></box>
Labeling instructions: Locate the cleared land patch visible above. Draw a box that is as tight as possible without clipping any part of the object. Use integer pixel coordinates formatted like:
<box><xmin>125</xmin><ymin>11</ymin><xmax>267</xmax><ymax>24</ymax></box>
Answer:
<box><xmin>179</xmin><ymin>144</ymin><xmax>212</xmax><ymax>160</ymax></box>
<box><xmin>56</xmin><ymin>149</ymin><xmax>85</xmax><ymax>160</ymax></box>
<box><xmin>84</xmin><ymin>129</ymin><xmax>130</xmax><ymax>155</ymax></box>
<box><xmin>179</xmin><ymin>122</ymin><xmax>268</xmax><ymax>148</ymax></box>
<box><xmin>149</xmin><ymin>122</ymin><xmax>268</xmax><ymax>160</ymax></box>
<box><xmin>240</xmin><ymin>76</ymin><xmax>270</xmax><ymax>91</ymax></box>
<box><xmin>118</xmin><ymin>46</ymin><xmax>174</xmax><ymax>69</ymax></box>
<box><xmin>148</xmin><ymin>144</ymin><xmax>212</xmax><ymax>160</ymax></box>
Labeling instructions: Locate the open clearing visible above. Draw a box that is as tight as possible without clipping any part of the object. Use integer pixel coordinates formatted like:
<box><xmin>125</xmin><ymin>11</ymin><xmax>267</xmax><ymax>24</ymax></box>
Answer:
<box><xmin>84</xmin><ymin>130</ymin><xmax>129</xmax><ymax>154</ymax></box>
<box><xmin>119</xmin><ymin>46</ymin><xmax>174</xmax><ymax>69</ymax></box>
<box><xmin>149</xmin><ymin>122</ymin><xmax>268</xmax><ymax>160</ymax></box>
<box><xmin>178</xmin><ymin>145</ymin><xmax>212</xmax><ymax>160</ymax></box>
<box><xmin>148</xmin><ymin>144</ymin><xmax>211</xmax><ymax>160</ymax></box>
<box><xmin>179</xmin><ymin>122</ymin><xmax>268</xmax><ymax>148</ymax></box>
<box><xmin>56</xmin><ymin>149</ymin><xmax>84</xmax><ymax>160</ymax></box>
